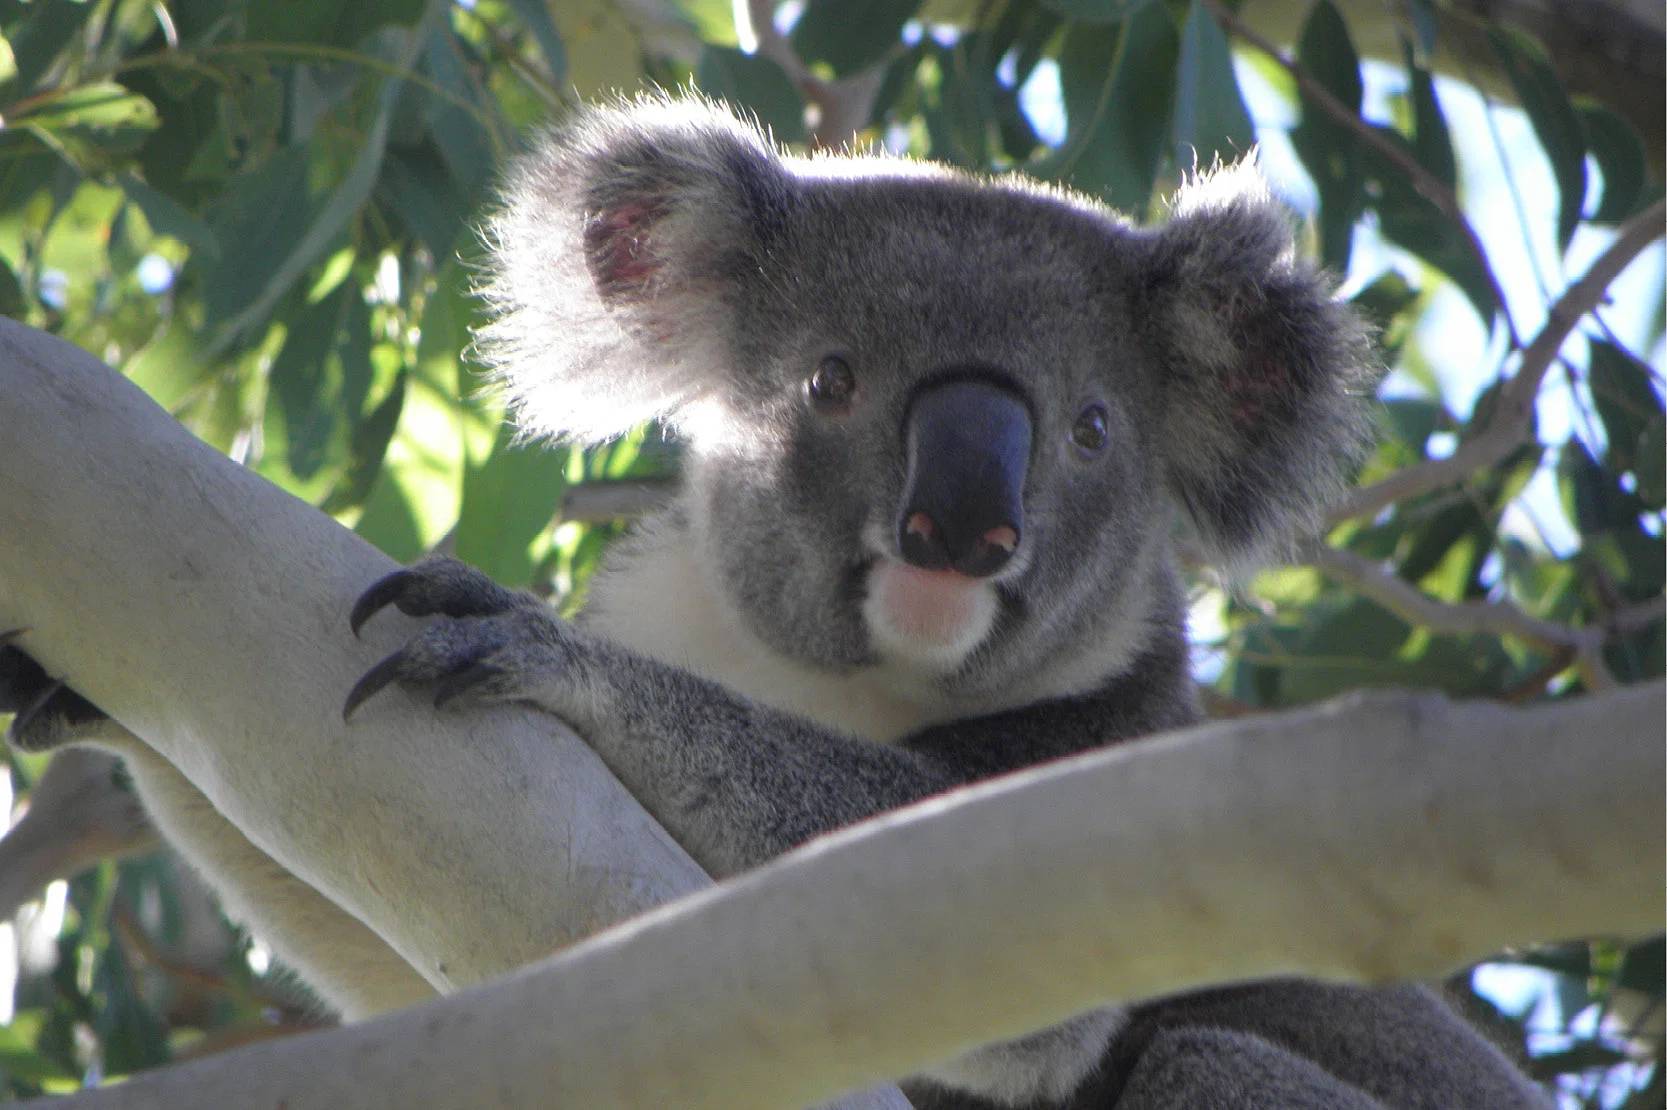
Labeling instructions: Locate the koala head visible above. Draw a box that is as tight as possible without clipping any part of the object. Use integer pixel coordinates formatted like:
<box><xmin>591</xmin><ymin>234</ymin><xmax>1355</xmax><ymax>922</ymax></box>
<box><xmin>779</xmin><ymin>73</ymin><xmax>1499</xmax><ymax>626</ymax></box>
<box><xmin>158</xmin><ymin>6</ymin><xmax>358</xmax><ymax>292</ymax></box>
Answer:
<box><xmin>480</xmin><ymin>96</ymin><xmax>1373</xmax><ymax>699</ymax></box>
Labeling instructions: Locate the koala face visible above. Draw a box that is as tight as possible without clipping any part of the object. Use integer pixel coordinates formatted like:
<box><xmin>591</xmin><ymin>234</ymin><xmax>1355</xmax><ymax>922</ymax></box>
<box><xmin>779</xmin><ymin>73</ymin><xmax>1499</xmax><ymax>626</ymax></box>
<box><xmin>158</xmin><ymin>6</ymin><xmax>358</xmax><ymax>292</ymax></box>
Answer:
<box><xmin>687</xmin><ymin>178</ymin><xmax>1167</xmax><ymax>695</ymax></box>
<box><xmin>480</xmin><ymin>96</ymin><xmax>1372</xmax><ymax>701</ymax></box>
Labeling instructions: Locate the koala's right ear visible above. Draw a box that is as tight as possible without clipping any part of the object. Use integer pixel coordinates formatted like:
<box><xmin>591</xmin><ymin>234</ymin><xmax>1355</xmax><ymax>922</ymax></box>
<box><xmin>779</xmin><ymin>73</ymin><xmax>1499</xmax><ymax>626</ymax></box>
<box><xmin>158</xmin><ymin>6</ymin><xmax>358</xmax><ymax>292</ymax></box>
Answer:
<box><xmin>477</xmin><ymin>96</ymin><xmax>795</xmax><ymax>443</ymax></box>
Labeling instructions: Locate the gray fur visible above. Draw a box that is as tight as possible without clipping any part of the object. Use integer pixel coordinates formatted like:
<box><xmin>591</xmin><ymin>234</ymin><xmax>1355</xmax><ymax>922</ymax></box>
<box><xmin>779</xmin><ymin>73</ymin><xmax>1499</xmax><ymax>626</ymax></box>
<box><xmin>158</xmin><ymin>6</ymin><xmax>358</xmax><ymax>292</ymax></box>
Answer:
<box><xmin>334</xmin><ymin>98</ymin><xmax>1548</xmax><ymax>1108</ymax></box>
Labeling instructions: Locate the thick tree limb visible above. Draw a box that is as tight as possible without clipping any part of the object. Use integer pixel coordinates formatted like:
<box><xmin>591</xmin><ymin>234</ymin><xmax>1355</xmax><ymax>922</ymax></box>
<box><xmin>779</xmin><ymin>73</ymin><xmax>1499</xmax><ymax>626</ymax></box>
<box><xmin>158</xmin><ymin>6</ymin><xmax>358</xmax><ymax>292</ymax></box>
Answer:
<box><xmin>2</xmin><ymin>322</ymin><xmax>1658</xmax><ymax>1104</ymax></box>
<box><xmin>0</xmin><ymin>319</ymin><xmax>908</xmax><ymax>1107</ymax></box>
<box><xmin>36</xmin><ymin>681</ymin><xmax>1662</xmax><ymax>1109</ymax></box>
<box><xmin>0</xmin><ymin>319</ymin><xmax>712</xmax><ymax>988</ymax></box>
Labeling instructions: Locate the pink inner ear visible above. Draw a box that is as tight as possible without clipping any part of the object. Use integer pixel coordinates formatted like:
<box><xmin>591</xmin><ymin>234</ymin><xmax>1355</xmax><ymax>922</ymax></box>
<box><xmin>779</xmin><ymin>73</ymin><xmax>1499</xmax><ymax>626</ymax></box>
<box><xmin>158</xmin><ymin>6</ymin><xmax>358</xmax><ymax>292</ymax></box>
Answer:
<box><xmin>585</xmin><ymin>201</ymin><xmax>663</xmax><ymax>295</ymax></box>
<box><xmin>1227</xmin><ymin>350</ymin><xmax>1292</xmax><ymax>427</ymax></box>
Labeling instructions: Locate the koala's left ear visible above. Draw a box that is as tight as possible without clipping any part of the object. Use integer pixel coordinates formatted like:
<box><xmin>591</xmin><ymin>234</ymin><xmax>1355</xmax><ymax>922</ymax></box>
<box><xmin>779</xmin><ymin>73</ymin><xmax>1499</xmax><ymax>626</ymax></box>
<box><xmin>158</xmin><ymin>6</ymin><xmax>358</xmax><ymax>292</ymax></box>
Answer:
<box><xmin>477</xmin><ymin>95</ymin><xmax>796</xmax><ymax>443</ymax></box>
<box><xmin>1134</xmin><ymin>162</ymin><xmax>1376</xmax><ymax>567</ymax></box>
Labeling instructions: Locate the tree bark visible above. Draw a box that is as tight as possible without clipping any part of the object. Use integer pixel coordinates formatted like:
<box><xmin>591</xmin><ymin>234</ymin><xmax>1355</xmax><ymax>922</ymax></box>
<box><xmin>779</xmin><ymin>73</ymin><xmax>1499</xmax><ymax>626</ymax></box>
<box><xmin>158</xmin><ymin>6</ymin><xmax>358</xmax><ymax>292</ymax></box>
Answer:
<box><xmin>28</xmin><ymin>682</ymin><xmax>1662</xmax><ymax>1109</ymax></box>
<box><xmin>1</xmin><ymin>320</ymin><xmax>1659</xmax><ymax>1106</ymax></box>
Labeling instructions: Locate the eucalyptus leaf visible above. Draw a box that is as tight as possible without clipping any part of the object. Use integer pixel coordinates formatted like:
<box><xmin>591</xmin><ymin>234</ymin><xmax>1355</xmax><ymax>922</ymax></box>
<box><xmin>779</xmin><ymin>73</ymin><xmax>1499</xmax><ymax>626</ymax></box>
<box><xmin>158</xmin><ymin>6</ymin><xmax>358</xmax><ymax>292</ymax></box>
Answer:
<box><xmin>696</xmin><ymin>46</ymin><xmax>807</xmax><ymax>143</ymax></box>
<box><xmin>1489</xmin><ymin>27</ymin><xmax>1587</xmax><ymax>249</ymax></box>
<box><xmin>1170</xmin><ymin>0</ymin><xmax>1254</xmax><ymax>171</ymax></box>
<box><xmin>790</xmin><ymin>0</ymin><xmax>919</xmax><ymax>77</ymax></box>
<box><xmin>1576</xmin><ymin>102</ymin><xmax>1646</xmax><ymax>224</ymax></box>
<box><xmin>456</xmin><ymin>422</ymin><xmax>570</xmax><ymax>586</ymax></box>
<box><xmin>1042</xmin><ymin>4</ymin><xmax>1177</xmax><ymax>213</ymax></box>
<box><xmin>1290</xmin><ymin>0</ymin><xmax>1362</xmax><ymax>271</ymax></box>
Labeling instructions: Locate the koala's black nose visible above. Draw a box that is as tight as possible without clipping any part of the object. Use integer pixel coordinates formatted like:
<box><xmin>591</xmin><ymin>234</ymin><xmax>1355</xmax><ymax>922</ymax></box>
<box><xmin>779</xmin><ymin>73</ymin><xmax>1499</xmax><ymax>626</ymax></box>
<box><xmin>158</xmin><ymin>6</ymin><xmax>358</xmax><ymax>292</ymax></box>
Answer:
<box><xmin>898</xmin><ymin>377</ymin><xmax>1031</xmax><ymax>578</ymax></box>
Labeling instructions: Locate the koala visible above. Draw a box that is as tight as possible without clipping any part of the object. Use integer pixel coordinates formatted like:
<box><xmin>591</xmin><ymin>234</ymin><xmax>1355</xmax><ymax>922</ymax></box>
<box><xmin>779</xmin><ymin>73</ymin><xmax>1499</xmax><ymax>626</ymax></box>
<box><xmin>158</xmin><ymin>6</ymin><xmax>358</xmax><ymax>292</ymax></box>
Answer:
<box><xmin>2</xmin><ymin>96</ymin><xmax>1547</xmax><ymax>1108</ymax></box>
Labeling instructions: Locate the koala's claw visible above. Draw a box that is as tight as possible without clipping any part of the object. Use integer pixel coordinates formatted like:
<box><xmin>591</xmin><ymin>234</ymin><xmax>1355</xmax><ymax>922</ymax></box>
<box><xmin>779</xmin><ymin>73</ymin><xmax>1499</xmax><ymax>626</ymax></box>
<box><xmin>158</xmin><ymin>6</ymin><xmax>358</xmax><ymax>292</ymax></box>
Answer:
<box><xmin>341</xmin><ymin>650</ymin><xmax>409</xmax><ymax>721</ymax></box>
<box><xmin>1</xmin><ymin>636</ymin><xmax>108</xmax><ymax>751</ymax></box>
<box><xmin>349</xmin><ymin>557</ymin><xmax>529</xmax><ymax>638</ymax></box>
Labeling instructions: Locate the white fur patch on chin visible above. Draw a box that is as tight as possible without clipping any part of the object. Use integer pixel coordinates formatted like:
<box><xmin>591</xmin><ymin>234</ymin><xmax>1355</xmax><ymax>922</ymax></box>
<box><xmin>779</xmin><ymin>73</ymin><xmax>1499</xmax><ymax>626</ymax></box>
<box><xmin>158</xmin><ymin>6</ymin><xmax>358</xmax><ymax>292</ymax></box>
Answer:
<box><xmin>863</xmin><ymin>559</ymin><xmax>998</xmax><ymax>672</ymax></box>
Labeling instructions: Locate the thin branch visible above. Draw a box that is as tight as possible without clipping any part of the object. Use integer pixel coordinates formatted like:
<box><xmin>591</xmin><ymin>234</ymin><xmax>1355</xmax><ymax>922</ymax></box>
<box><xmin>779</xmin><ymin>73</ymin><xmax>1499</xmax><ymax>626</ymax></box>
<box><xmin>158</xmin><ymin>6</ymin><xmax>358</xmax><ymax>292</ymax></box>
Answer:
<box><xmin>1307</xmin><ymin>544</ymin><xmax>1604</xmax><ymax>650</ymax></box>
<box><xmin>1204</xmin><ymin>0</ymin><xmax>1519</xmax><ymax>347</ymax></box>
<box><xmin>1306</xmin><ymin>545</ymin><xmax>1667</xmax><ymax>692</ymax></box>
<box><xmin>741</xmin><ymin>0</ymin><xmax>884</xmax><ymax>149</ymax></box>
<box><xmin>0</xmin><ymin>748</ymin><xmax>157</xmax><ymax>922</ymax></box>
<box><xmin>1330</xmin><ymin>199</ymin><xmax>1666</xmax><ymax>525</ymax></box>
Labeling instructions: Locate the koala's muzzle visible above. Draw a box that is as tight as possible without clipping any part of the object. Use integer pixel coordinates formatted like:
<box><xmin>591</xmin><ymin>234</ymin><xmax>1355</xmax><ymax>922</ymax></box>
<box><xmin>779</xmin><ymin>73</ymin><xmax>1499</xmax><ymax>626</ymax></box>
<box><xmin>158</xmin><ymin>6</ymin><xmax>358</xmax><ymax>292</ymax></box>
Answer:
<box><xmin>898</xmin><ymin>378</ymin><xmax>1031</xmax><ymax>578</ymax></box>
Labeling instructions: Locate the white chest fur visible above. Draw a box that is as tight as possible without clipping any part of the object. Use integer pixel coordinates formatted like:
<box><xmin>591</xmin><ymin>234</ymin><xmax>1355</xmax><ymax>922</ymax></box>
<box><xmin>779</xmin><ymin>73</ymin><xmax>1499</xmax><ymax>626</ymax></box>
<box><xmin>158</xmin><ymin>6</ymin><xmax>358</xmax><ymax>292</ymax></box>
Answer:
<box><xmin>579</xmin><ymin>516</ymin><xmax>957</xmax><ymax>743</ymax></box>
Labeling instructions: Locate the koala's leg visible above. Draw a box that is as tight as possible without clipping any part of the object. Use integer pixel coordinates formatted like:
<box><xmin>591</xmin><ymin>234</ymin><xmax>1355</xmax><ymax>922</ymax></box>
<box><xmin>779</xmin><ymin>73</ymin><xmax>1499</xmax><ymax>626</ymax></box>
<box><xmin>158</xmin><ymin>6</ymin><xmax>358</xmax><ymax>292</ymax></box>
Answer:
<box><xmin>2</xmin><ymin>643</ymin><xmax>435</xmax><ymax>1020</ymax></box>
<box><xmin>1100</xmin><ymin>979</ymin><xmax>1549</xmax><ymax>1109</ymax></box>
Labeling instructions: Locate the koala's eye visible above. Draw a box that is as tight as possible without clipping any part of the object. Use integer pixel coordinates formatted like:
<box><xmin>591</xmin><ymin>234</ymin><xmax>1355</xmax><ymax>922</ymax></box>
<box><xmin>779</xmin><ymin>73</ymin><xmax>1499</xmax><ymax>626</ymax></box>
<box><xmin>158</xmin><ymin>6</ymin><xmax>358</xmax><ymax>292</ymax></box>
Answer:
<box><xmin>1071</xmin><ymin>404</ymin><xmax>1109</xmax><ymax>453</ymax></box>
<box><xmin>807</xmin><ymin>355</ymin><xmax>857</xmax><ymax>411</ymax></box>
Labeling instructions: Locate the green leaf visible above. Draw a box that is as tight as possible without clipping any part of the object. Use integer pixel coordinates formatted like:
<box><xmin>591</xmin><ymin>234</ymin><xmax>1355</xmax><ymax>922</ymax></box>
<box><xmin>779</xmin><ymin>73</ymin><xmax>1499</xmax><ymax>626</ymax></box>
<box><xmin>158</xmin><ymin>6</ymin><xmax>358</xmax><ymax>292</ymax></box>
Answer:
<box><xmin>1170</xmin><ymin>0</ymin><xmax>1254</xmax><ymax>171</ymax></box>
<box><xmin>455</xmin><ymin>423</ymin><xmax>570</xmax><ymax>586</ymax></box>
<box><xmin>0</xmin><ymin>252</ymin><xmax>21</xmax><ymax>316</ymax></box>
<box><xmin>504</xmin><ymin>0</ymin><xmax>568</xmax><ymax>81</ymax></box>
<box><xmin>117</xmin><ymin>172</ymin><xmax>218</xmax><ymax>259</ymax></box>
<box><xmin>1489</xmin><ymin>27</ymin><xmax>1587</xmax><ymax>249</ymax></box>
<box><xmin>16</xmin><ymin>83</ymin><xmax>159</xmax><ymax>172</ymax></box>
<box><xmin>1042</xmin><ymin>4</ymin><xmax>1178</xmax><ymax>213</ymax></box>
<box><xmin>1636</xmin><ymin>418</ymin><xmax>1665</xmax><ymax>509</ymax></box>
<box><xmin>790</xmin><ymin>0</ymin><xmax>919</xmax><ymax>78</ymax></box>
<box><xmin>379</xmin><ymin>144</ymin><xmax>470</xmax><ymax>261</ymax></box>
<box><xmin>264</xmin><ymin>284</ymin><xmax>371</xmax><ymax>483</ymax></box>
<box><xmin>1558</xmin><ymin>438</ymin><xmax>1645</xmax><ymax>536</ymax></box>
<box><xmin>0</xmin><ymin>0</ymin><xmax>92</xmax><ymax>96</ymax></box>
<box><xmin>1576</xmin><ymin>102</ymin><xmax>1646</xmax><ymax>224</ymax></box>
<box><xmin>1038</xmin><ymin>0</ymin><xmax>1155</xmax><ymax>23</ymax></box>
<box><xmin>1587</xmin><ymin>339</ymin><xmax>1664</xmax><ymax>474</ymax></box>
<box><xmin>1406</xmin><ymin>0</ymin><xmax>1438</xmax><ymax>59</ymax></box>
<box><xmin>125</xmin><ymin>319</ymin><xmax>213</xmax><ymax>410</ymax></box>
<box><xmin>209</xmin><ymin>25</ymin><xmax>426</xmax><ymax>348</ymax></box>
<box><xmin>696</xmin><ymin>46</ymin><xmax>807</xmax><ymax>144</ymax></box>
<box><xmin>421</xmin><ymin>21</ymin><xmax>498</xmax><ymax>199</ymax></box>
<box><xmin>1402</xmin><ymin>47</ymin><xmax>1454</xmax><ymax>187</ymax></box>
<box><xmin>1362</xmin><ymin>128</ymin><xmax>1496</xmax><ymax>326</ymax></box>
<box><xmin>201</xmin><ymin>149</ymin><xmax>318</xmax><ymax>323</ymax></box>
<box><xmin>1289</xmin><ymin>0</ymin><xmax>1362</xmax><ymax>271</ymax></box>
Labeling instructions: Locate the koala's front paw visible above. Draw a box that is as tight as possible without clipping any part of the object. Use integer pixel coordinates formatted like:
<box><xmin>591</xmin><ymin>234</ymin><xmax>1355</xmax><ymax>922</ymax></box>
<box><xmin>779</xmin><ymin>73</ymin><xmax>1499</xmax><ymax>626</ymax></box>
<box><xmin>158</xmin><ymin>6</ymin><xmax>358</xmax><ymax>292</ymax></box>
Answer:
<box><xmin>0</xmin><ymin>630</ymin><xmax>108</xmax><ymax>752</ymax></box>
<box><xmin>343</xmin><ymin>559</ymin><xmax>596</xmax><ymax>722</ymax></box>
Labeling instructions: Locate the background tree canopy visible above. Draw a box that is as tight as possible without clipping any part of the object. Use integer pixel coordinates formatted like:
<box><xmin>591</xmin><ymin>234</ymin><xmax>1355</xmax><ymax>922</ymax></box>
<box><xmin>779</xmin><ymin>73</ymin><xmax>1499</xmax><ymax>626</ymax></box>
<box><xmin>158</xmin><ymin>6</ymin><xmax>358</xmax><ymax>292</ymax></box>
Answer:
<box><xmin>0</xmin><ymin>0</ymin><xmax>1660</xmax><ymax>1104</ymax></box>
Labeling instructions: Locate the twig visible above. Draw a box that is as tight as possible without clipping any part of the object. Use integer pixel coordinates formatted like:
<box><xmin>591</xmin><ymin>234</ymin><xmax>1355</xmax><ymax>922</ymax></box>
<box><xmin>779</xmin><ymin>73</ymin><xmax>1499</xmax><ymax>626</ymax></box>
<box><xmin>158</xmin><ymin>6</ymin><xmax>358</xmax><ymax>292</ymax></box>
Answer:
<box><xmin>1330</xmin><ymin>199</ymin><xmax>1666</xmax><ymax>525</ymax></box>
<box><xmin>1203</xmin><ymin>0</ymin><xmax>1518</xmax><ymax>347</ymax></box>
<box><xmin>742</xmin><ymin>0</ymin><xmax>884</xmax><ymax>149</ymax></box>
<box><xmin>1306</xmin><ymin>545</ymin><xmax>1665</xmax><ymax>692</ymax></box>
<box><xmin>0</xmin><ymin>748</ymin><xmax>157</xmax><ymax>922</ymax></box>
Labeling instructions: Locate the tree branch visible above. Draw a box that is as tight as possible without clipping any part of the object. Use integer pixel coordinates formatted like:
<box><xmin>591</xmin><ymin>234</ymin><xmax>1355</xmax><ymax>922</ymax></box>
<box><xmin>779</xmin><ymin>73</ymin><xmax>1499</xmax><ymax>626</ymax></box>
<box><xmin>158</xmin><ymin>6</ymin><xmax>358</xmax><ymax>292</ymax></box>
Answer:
<box><xmin>741</xmin><ymin>0</ymin><xmax>884</xmax><ymax>149</ymax></box>
<box><xmin>1305</xmin><ymin>545</ymin><xmax>1665</xmax><ymax>691</ymax></box>
<box><xmin>0</xmin><ymin>748</ymin><xmax>157</xmax><ymax>922</ymax></box>
<box><xmin>1205</xmin><ymin>0</ymin><xmax>1519</xmax><ymax>345</ymax></box>
<box><xmin>37</xmin><ymin>681</ymin><xmax>1662</xmax><ymax>1109</ymax></box>
<box><xmin>0</xmin><ymin>318</ymin><xmax>907</xmax><ymax>1108</ymax></box>
<box><xmin>1330</xmin><ymin>198</ymin><xmax>1666</xmax><ymax>525</ymax></box>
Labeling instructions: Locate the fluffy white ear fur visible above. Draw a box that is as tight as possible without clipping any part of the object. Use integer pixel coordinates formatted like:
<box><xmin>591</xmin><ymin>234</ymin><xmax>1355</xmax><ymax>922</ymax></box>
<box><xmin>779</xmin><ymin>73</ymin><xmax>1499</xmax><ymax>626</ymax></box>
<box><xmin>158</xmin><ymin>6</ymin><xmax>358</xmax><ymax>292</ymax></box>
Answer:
<box><xmin>1140</xmin><ymin>158</ymin><xmax>1375</xmax><ymax>571</ymax></box>
<box><xmin>475</xmin><ymin>95</ymin><xmax>789</xmax><ymax>445</ymax></box>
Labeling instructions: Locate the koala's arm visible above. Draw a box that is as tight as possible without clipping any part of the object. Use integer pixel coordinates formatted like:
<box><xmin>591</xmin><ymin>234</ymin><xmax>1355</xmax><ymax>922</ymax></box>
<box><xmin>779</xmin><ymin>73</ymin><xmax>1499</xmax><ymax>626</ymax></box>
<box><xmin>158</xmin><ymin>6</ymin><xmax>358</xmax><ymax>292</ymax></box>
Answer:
<box><xmin>345</xmin><ymin>558</ymin><xmax>1192</xmax><ymax>878</ymax></box>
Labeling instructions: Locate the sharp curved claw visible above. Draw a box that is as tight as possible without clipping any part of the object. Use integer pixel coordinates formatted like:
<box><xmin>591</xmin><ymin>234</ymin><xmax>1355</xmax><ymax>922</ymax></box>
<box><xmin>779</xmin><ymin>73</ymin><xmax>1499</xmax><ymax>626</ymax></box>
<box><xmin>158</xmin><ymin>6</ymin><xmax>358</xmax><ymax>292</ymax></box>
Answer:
<box><xmin>350</xmin><ymin>571</ymin><xmax>416</xmax><ymax>638</ymax></box>
<box><xmin>342</xmin><ymin>651</ymin><xmax>409</xmax><ymax>721</ymax></box>
<box><xmin>433</xmin><ymin>661</ymin><xmax>502</xmax><ymax>710</ymax></box>
<box><xmin>14</xmin><ymin>678</ymin><xmax>67</xmax><ymax>736</ymax></box>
